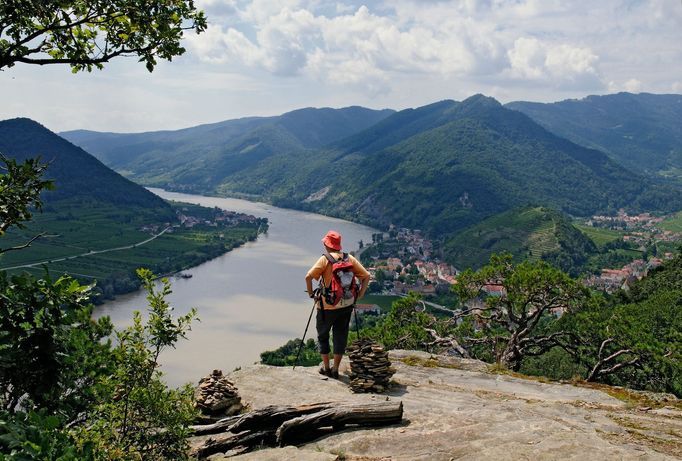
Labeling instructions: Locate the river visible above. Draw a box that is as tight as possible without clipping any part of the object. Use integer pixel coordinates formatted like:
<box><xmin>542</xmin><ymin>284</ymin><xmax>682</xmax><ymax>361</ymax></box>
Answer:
<box><xmin>96</xmin><ymin>189</ymin><xmax>377</xmax><ymax>387</ymax></box>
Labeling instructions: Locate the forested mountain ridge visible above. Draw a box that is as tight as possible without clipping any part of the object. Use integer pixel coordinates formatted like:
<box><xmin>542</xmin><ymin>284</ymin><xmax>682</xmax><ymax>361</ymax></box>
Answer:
<box><xmin>506</xmin><ymin>92</ymin><xmax>682</xmax><ymax>175</ymax></box>
<box><xmin>252</xmin><ymin>95</ymin><xmax>682</xmax><ymax>236</ymax></box>
<box><xmin>61</xmin><ymin>106</ymin><xmax>395</xmax><ymax>189</ymax></box>
<box><xmin>61</xmin><ymin>116</ymin><xmax>267</xmax><ymax>170</ymax></box>
<box><xmin>60</xmin><ymin>95</ymin><xmax>682</xmax><ymax>243</ymax></box>
<box><xmin>0</xmin><ymin>118</ymin><xmax>170</xmax><ymax>213</ymax></box>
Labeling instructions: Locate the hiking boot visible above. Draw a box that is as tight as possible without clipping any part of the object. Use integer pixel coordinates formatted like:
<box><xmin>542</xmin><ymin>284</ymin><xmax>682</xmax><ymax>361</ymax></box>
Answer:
<box><xmin>319</xmin><ymin>366</ymin><xmax>331</xmax><ymax>377</ymax></box>
<box><xmin>331</xmin><ymin>368</ymin><xmax>340</xmax><ymax>379</ymax></box>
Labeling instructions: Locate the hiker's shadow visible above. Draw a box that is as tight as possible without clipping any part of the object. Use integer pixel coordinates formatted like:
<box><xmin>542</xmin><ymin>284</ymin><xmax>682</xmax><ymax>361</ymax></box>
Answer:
<box><xmin>386</xmin><ymin>382</ymin><xmax>408</xmax><ymax>397</ymax></box>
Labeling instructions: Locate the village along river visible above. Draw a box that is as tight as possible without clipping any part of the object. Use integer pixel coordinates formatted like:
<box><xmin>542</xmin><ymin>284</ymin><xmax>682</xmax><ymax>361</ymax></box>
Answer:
<box><xmin>96</xmin><ymin>189</ymin><xmax>377</xmax><ymax>388</ymax></box>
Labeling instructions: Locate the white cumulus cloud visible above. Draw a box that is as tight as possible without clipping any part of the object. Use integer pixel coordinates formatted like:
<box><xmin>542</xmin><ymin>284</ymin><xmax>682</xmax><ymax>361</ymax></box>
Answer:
<box><xmin>185</xmin><ymin>1</ymin><xmax>616</xmax><ymax>97</ymax></box>
<box><xmin>507</xmin><ymin>37</ymin><xmax>601</xmax><ymax>89</ymax></box>
<box><xmin>608</xmin><ymin>78</ymin><xmax>644</xmax><ymax>93</ymax></box>
<box><xmin>6</xmin><ymin>0</ymin><xmax>682</xmax><ymax>132</ymax></box>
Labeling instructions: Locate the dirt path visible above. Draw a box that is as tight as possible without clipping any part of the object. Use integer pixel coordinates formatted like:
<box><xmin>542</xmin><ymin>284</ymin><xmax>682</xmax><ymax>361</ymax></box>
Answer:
<box><xmin>0</xmin><ymin>226</ymin><xmax>172</xmax><ymax>271</ymax></box>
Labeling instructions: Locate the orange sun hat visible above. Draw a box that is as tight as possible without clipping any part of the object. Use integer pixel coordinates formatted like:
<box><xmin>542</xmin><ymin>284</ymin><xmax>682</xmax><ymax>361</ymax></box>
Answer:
<box><xmin>321</xmin><ymin>230</ymin><xmax>342</xmax><ymax>251</ymax></box>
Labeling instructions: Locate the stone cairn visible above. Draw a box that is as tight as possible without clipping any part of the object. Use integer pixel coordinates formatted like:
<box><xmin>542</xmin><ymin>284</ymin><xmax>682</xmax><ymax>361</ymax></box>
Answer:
<box><xmin>194</xmin><ymin>369</ymin><xmax>243</xmax><ymax>419</ymax></box>
<box><xmin>347</xmin><ymin>339</ymin><xmax>396</xmax><ymax>393</ymax></box>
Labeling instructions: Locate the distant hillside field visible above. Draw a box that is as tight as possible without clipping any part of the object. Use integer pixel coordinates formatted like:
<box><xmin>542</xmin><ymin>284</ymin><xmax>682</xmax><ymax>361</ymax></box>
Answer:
<box><xmin>574</xmin><ymin>225</ymin><xmax>624</xmax><ymax>248</ymax></box>
<box><xmin>0</xmin><ymin>119</ymin><xmax>264</xmax><ymax>300</ymax></box>
<box><xmin>443</xmin><ymin>207</ymin><xmax>599</xmax><ymax>275</ymax></box>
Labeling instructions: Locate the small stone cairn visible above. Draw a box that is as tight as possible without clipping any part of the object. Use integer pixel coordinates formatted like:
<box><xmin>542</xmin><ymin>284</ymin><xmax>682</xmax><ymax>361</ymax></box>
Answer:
<box><xmin>347</xmin><ymin>339</ymin><xmax>396</xmax><ymax>393</ymax></box>
<box><xmin>194</xmin><ymin>369</ymin><xmax>243</xmax><ymax>417</ymax></box>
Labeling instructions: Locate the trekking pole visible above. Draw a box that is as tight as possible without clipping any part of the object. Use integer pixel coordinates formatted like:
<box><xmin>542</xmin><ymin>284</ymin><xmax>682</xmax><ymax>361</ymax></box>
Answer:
<box><xmin>293</xmin><ymin>287</ymin><xmax>319</xmax><ymax>370</ymax></box>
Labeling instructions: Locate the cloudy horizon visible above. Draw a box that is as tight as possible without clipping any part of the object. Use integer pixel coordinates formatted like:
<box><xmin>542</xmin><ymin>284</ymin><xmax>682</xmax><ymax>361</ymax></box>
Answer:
<box><xmin>1</xmin><ymin>0</ymin><xmax>681</xmax><ymax>133</ymax></box>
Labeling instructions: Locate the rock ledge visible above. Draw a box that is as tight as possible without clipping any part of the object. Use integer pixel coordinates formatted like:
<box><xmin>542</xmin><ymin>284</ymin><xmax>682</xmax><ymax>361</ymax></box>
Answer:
<box><xmin>198</xmin><ymin>351</ymin><xmax>681</xmax><ymax>460</ymax></box>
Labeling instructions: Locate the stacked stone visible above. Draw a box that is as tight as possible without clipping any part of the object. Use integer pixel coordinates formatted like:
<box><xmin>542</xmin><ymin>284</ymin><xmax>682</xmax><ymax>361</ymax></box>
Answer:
<box><xmin>194</xmin><ymin>369</ymin><xmax>243</xmax><ymax>417</ymax></box>
<box><xmin>347</xmin><ymin>339</ymin><xmax>396</xmax><ymax>393</ymax></box>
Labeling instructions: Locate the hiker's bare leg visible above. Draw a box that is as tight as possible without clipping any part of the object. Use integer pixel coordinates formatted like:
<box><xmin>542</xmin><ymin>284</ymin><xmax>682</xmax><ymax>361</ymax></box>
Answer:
<box><xmin>321</xmin><ymin>354</ymin><xmax>330</xmax><ymax>369</ymax></box>
<box><xmin>333</xmin><ymin>354</ymin><xmax>342</xmax><ymax>370</ymax></box>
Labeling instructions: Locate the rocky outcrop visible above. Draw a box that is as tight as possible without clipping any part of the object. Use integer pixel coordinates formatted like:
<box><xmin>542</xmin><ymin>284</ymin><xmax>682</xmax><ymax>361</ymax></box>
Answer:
<box><xmin>194</xmin><ymin>350</ymin><xmax>682</xmax><ymax>460</ymax></box>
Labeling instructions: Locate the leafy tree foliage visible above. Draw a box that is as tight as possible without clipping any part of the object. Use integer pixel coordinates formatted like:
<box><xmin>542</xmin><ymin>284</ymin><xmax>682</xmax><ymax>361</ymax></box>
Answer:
<box><xmin>1</xmin><ymin>2</ymin><xmax>207</xmax><ymax>456</ymax></box>
<box><xmin>0</xmin><ymin>147</ymin><xmax>198</xmax><ymax>461</ymax></box>
<box><xmin>0</xmin><ymin>0</ymin><xmax>206</xmax><ymax>72</ymax></box>
<box><xmin>555</xmin><ymin>254</ymin><xmax>682</xmax><ymax>395</ymax></box>
<box><xmin>0</xmin><ymin>409</ymin><xmax>94</xmax><ymax>460</ymax></box>
<box><xmin>0</xmin><ymin>155</ymin><xmax>52</xmax><ymax>239</ymax></box>
<box><xmin>562</xmin><ymin>291</ymin><xmax>681</xmax><ymax>394</ymax></box>
<box><xmin>453</xmin><ymin>253</ymin><xmax>681</xmax><ymax>396</ymax></box>
<box><xmin>453</xmin><ymin>254</ymin><xmax>587</xmax><ymax>371</ymax></box>
<box><xmin>73</xmin><ymin>269</ymin><xmax>198</xmax><ymax>460</ymax></box>
<box><xmin>0</xmin><ymin>269</ymin><xmax>198</xmax><ymax>460</ymax></box>
<box><xmin>363</xmin><ymin>293</ymin><xmax>439</xmax><ymax>350</ymax></box>
<box><xmin>260</xmin><ymin>338</ymin><xmax>318</xmax><ymax>367</ymax></box>
<box><xmin>0</xmin><ymin>271</ymin><xmax>112</xmax><ymax>415</ymax></box>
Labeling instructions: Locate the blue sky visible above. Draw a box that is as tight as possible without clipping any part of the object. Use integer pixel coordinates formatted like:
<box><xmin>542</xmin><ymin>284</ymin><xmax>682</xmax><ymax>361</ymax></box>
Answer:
<box><xmin>1</xmin><ymin>0</ymin><xmax>681</xmax><ymax>132</ymax></box>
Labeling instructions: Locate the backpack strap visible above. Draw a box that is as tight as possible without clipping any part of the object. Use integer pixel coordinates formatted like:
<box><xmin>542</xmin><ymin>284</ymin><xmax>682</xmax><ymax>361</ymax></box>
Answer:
<box><xmin>323</xmin><ymin>251</ymin><xmax>337</xmax><ymax>264</ymax></box>
<box><xmin>323</xmin><ymin>251</ymin><xmax>350</xmax><ymax>264</ymax></box>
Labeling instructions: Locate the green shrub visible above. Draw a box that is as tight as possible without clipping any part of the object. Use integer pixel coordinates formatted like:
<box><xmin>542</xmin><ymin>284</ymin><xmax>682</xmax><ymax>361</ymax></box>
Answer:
<box><xmin>0</xmin><ymin>271</ymin><xmax>113</xmax><ymax>416</ymax></box>
<box><xmin>261</xmin><ymin>338</ymin><xmax>319</xmax><ymax>367</ymax></box>
<box><xmin>0</xmin><ymin>410</ymin><xmax>93</xmax><ymax>460</ymax></box>
<box><xmin>73</xmin><ymin>269</ymin><xmax>199</xmax><ymax>460</ymax></box>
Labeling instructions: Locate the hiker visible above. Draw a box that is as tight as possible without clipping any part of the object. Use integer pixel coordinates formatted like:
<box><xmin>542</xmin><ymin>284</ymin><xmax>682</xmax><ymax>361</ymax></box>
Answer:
<box><xmin>305</xmin><ymin>230</ymin><xmax>370</xmax><ymax>379</ymax></box>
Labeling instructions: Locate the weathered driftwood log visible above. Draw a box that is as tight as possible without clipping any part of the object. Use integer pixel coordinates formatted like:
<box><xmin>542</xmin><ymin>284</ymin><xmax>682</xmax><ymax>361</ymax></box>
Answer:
<box><xmin>193</xmin><ymin>430</ymin><xmax>275</xmax><ymax>459</ymax></box>
<box><xmin>190</xmin><ymin>415</ymin><xmax>242</xmax><ymax>436</ymax></box>
<box><xmin>191</xmin><ymin>400</ymin><xmax>403</xmax><ymax>459</ymax></box>
<box><xmin>228</xmin><ymin>402</ymin><xmax>334</xmax><ymax>433</ymax></box>
<box><xmin>276</xmin><ymin>401</ymin><xmax>403</xmax><ymax>446</ymax></box>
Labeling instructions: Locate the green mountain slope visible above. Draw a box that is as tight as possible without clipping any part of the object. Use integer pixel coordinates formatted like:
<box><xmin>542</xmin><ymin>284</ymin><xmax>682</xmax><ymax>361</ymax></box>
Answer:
<box><xmin>61</xmin><ymin>116</ymin><xmax>268</xmax><ymax>170</ymax></box>
<box><xmin>333</xmin><ymin>99</ymin><xmax>459</xmax><ymax>154</ymax></box>
<box><xmin>60</xmin><ymin>95</ymin><xmax>682</xmax><ymax>249</ymax></box>
<box><xmin>506</xmin><ymin>93</ymin><xmax>682</xmax><ymax>175</ymax></box>
<box><xmin>443</xmin><ymin>207</ymin><xmax>597</xmax><ymax>274</ymax></box>
<box><xmin>61</xmin><ymin>106</ymin><xmax>395</xmax><ymax>192</ymax></box>
<box><xmin>245</xmin><ymin>95</ymin><xmax>681</xmax><ymax>236</ymax></box>
<box><xmin>0</xmin><ymin>118</ymin><xmax>171</xmax><ymax>211</ymax></box>
<box><xmin>0</xmin><ymin>119</ymin><xmax>263</xmax><ymax>300</ymax></box>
